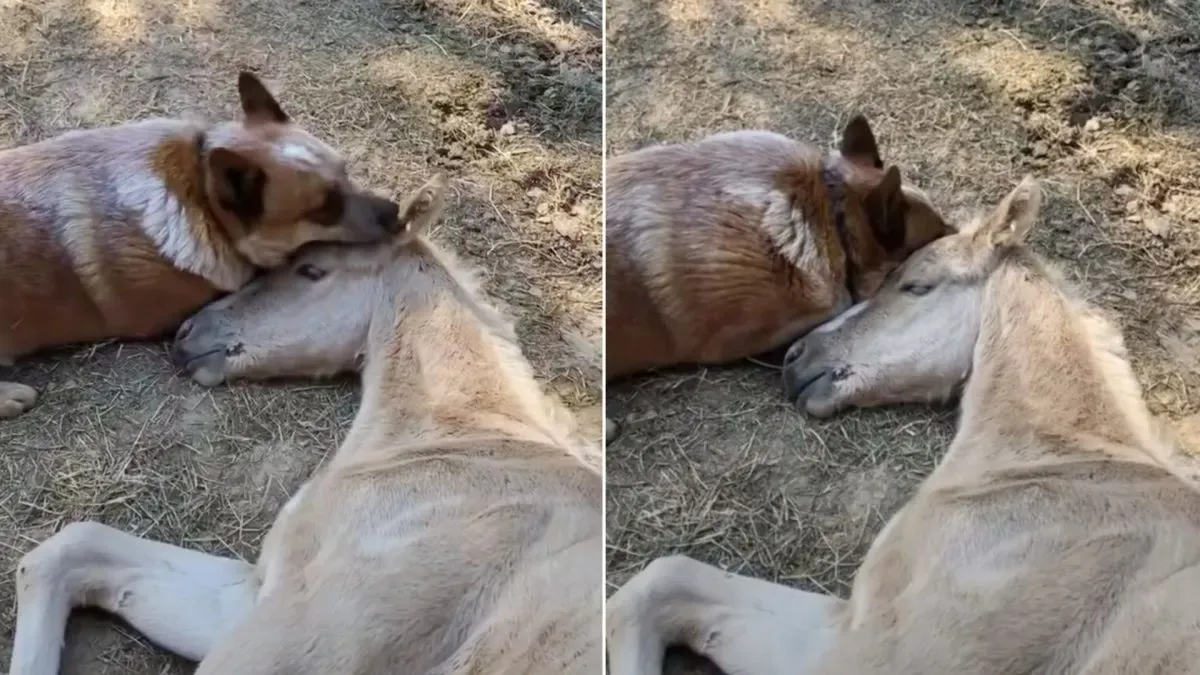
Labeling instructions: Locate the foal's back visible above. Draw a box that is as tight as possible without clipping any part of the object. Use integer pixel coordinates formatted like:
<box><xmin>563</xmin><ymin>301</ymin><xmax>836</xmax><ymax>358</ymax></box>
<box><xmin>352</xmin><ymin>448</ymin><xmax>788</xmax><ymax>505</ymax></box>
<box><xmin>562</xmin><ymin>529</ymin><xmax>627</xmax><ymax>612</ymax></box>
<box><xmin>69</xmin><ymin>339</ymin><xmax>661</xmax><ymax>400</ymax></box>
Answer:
<box><xmin>246</xmin><ymin>436</ymin><xmax>603</xmax><ymax>675</ymax></box>
<box><xmin>821</xmin><ymin>454</ymin><xmax>1200</xmax><ymax>674</ymax></box>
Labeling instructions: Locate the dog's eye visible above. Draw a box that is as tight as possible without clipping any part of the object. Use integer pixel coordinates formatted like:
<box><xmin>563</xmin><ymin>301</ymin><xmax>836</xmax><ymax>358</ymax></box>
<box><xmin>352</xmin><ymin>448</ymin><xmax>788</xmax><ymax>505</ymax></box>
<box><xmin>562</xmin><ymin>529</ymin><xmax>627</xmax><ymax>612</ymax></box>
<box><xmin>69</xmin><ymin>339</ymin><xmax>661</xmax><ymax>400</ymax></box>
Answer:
<box><xmin>899</xmin><ymin>282</ymin><xmax>934</xmax><ymax>296</ymax></box>
<box><xmin>296</xmin><ymin>264</ymin><xmax>327</xmax><ymax>281</ymax></box>
<box><xmin>310</xmin><ymin>188</ymin><xmax>345</xmax><ymax>226</ymax></box>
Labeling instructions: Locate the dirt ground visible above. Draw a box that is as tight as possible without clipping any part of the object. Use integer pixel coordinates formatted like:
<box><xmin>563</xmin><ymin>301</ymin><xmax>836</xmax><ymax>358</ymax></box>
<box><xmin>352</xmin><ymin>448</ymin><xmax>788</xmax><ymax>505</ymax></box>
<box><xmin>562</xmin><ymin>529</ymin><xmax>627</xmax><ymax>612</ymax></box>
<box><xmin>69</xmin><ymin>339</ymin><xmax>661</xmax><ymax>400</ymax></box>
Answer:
<box><xmin>0</xmin><ymin>0</ymin><xmax>600</xmax><ymax>671</ymax></box>
<box><xmin>606</xmin><ymin>0</ymin><xmax>1200</xmax><ymax>671</ymax></box>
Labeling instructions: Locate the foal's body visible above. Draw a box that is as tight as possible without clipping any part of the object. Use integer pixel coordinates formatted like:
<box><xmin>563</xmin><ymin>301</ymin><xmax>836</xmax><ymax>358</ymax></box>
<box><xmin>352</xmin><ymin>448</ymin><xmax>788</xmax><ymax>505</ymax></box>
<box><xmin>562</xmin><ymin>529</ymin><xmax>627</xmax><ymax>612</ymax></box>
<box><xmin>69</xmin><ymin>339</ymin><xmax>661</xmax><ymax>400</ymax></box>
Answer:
<box><xmin>9</xmin><ymin>179</ymin><xmax>602</xmax><ymax>674</ymax></box>
<box><xmin>609</xmin><ymin>178</ymin><xmax>1200</xmax><ymax>673</ymax></box>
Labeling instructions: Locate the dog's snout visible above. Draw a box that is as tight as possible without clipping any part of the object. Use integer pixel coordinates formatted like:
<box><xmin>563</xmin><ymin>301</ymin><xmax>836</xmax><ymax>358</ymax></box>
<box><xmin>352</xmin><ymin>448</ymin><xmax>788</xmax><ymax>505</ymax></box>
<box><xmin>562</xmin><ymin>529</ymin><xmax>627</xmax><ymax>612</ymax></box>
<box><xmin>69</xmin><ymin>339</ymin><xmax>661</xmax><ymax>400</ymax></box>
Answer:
<box><xmin>372</xmin><ymin>197</ymin><xmax>401</xmax><ymax>232</ymax></box>
<box><xmin>360</xmin><ymin>194</ymin><xmax>403</xmax><ymax>234</ymax></box>
<box><xmin>343</xmin><ymin>194</ymin><xmax>402</xmax><ymax>239</ymax></box>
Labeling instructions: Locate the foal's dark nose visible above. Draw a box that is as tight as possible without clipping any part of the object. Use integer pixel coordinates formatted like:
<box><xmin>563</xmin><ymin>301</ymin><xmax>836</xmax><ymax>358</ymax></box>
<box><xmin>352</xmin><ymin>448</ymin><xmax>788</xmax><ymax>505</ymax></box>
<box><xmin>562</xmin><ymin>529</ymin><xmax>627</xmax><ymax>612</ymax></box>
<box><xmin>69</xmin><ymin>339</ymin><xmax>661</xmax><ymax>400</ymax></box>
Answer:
<box><xmin>175</xmin><ymin>316</ymin><xmax>196</xmax><ymax>342</ymax></box>
<box><xmin>783</xmin><ymin>339</ymin><xmax>807</xmax><ymax>368</ymax></box>
<box><xmin>170</xmin><ymin>315</ymin><xmax>212</xmax><ymax>370</ymax></box>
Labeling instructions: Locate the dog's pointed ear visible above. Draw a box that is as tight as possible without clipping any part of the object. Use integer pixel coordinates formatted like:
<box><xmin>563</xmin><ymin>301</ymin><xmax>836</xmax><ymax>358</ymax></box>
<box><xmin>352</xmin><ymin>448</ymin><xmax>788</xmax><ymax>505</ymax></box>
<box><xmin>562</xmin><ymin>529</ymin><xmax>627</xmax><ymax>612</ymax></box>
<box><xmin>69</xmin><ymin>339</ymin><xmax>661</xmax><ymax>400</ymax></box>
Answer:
<box><xmin>207</xmin><ymin>147</ymin><xmax>267</xmax><ymax>223</ymax></box>
<box><xmin>839</xmin><ymin>115</ymin><xmax>884</xmax><ymax>169</ymax></box>
<box><xmin>394</xmin><ymin>174</ymin><xmax>449</xmax><ymax>245</ymax></box>
<box><xmin>977</xmin><ymin>175</ymin><xmax>1042</xmax><ymax>248</ymax></box>
<box><xmin>237</xmin><ymin>72</ymin><xmax>289</xmax><ymax>124</ymax></box>
<box><xmin>864</xmin><ymin>166</ymin><xmax>907</xmax><ymax>250</ymax></box>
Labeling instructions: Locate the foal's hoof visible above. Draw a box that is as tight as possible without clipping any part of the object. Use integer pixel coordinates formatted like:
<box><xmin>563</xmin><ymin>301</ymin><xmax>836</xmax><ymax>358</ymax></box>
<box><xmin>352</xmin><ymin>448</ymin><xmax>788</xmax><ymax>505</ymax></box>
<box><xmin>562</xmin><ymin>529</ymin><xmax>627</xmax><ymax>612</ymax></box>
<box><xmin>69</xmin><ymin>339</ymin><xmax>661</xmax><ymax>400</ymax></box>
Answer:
<box><xmin>0</xmin><ymin>382</ymin><xmax>37</xmax><ymax>418</ymax></box>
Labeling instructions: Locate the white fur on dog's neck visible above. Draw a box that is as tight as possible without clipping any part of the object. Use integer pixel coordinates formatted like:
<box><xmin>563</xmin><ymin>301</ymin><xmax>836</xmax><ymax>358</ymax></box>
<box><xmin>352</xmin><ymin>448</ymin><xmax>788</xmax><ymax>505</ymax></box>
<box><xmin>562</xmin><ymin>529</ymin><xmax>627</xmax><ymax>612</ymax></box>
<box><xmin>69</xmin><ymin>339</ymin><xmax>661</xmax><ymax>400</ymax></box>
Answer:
<box><xmin>127</xmin><ymin>176</ymin><xmax>255</xmax><ymax>292</ymax></box>
<box><xmin>125</xmin><ymin>120</ymin><xmax>255</xmax><ymax>291</ymax></box>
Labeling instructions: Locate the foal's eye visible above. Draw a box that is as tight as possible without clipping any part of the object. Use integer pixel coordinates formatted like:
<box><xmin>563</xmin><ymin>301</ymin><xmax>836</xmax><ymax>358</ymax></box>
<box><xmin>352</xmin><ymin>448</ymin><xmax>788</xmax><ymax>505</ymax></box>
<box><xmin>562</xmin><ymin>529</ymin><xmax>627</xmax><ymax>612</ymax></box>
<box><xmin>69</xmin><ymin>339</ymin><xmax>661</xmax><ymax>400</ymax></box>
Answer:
<box><xmin>900</xmin><ymin>282</ymin><xmax>934</xmax><ymax>296</ymax></box>
<box><xmin>296</xmin><ymin>264</ymin><xmax>327</xmax><ymax>281</ymax></box>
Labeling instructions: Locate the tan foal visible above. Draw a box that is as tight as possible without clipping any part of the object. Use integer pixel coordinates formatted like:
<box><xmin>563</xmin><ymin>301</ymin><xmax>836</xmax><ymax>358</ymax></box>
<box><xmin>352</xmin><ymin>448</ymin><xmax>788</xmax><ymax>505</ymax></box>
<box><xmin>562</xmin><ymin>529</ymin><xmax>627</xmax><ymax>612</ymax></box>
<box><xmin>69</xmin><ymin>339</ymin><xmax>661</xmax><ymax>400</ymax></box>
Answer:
<box><xmin>609</xmin><ymin>176</ymin><xmax>1200</xmax><ymax>674</ymax></box>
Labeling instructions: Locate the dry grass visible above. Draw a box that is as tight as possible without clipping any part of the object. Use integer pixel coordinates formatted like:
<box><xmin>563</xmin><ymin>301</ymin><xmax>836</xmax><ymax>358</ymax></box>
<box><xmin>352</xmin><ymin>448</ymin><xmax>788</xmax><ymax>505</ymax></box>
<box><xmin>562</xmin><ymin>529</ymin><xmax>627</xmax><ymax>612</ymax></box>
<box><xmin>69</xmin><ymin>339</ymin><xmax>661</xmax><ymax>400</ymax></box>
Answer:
<box><xmin>606</xmin><ymin>0</ymin><xmax>1200</xmax><ymax>672</ymax></box>
<box><xmin>0</xmin><ymin>0</ymin><xmax>600</xmax><ymax>671</ymax></box>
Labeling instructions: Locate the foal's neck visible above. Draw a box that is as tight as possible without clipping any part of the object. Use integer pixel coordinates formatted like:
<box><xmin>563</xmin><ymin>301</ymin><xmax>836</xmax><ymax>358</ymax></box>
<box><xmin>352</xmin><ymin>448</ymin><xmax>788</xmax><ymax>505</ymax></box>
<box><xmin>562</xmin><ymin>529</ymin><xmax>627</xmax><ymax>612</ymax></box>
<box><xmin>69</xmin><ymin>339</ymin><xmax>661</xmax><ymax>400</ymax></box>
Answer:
<box><xmin>950</xmin><ymin>258</ymin><xmax>1162</xmax><ymax>470</ymax></box>
<box><xmin>341</xmin><ymin>257</ymin><xmax>574</xmax><ymax>462</ymax></box>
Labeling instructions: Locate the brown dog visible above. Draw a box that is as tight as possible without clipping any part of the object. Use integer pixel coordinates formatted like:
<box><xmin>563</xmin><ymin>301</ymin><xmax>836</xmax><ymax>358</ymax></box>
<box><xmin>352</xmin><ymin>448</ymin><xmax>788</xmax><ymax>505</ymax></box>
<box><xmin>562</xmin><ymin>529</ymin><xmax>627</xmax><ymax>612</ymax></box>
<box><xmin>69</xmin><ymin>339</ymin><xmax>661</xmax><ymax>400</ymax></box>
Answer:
<box><xmin>605</xmin><ymin>116</ymin><xmax>953</xmax><ymax>380</ymax></box>
<box><xmin>0</xmin><ymin>72</ymin><xmax>401</xmax><ymax>418</ymax></box>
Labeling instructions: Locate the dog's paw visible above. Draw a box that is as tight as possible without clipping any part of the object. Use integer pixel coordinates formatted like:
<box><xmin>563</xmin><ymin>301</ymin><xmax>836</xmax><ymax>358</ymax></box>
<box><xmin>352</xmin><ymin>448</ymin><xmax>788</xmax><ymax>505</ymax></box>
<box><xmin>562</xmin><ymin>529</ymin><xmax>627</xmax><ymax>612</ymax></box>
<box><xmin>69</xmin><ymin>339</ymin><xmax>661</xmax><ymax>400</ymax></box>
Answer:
<box><xmin>0</xmin><ymin>382</ymin><xmax>37</xmax><ymax>418</ymax></box>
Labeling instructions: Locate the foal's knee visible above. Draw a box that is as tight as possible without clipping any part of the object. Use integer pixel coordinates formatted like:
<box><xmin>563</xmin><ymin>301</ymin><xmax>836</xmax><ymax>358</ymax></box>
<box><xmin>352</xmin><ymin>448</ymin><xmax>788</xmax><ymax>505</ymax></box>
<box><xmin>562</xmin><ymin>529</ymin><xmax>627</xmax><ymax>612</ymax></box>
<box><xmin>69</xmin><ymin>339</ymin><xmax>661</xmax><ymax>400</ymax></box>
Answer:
<box><xmin>610</xmin><ymin>554</ymin><xmax>728</xmax><ymax>662</ymax></box>
<box><xmin>16</xmin><ymin>521</ymin><xmax>111</xmax><ymax>590</ymax></box>
<box><xmin>639</xmin><ymin>555</ymin><xmax>708</xmax><ymax>593</ymax></box>
<box><xmin>609</xmin><ymin>555</ymin><xmax>700</xmax><ymax>622</ymax></box>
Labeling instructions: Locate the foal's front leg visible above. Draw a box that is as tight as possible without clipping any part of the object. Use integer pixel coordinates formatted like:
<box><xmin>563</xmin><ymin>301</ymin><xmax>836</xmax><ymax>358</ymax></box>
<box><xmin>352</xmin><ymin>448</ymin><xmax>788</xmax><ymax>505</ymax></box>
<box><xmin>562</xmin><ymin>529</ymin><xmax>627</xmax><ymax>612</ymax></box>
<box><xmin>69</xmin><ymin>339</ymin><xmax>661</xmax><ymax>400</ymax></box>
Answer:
<box><xmin>607</xmin><ymin>555</ymin><xmax>845</xmax><ymax>675</ymax></box>
<box><xmin>9</xmin><ymin>521</ymin><xmax>260</xmax><ymax>675</ymax></box>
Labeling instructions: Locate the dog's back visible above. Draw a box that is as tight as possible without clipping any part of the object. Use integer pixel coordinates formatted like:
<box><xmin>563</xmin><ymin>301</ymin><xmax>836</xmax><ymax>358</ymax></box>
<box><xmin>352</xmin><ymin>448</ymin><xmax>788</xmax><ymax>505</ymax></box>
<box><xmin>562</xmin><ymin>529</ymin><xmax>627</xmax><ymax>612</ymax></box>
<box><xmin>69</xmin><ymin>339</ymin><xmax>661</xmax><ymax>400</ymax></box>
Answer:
<box><xmin>606</xmin><ymin>122</ymin><xmax>950</xmax><ymax>378</ymax></box>
<box><xmin>0</xmin><ymin>120</ymin><xmax>229</xmax><ymax>360</ymax></box>
<box><xmin>606</xmin><ymin>131</ymin><xmax>835</xmax><ymax>376</ymax></box>
<box><xmin>0</xmin><ymin>72</ymin><xmax>404</xmax><ymax>377</ymax></box>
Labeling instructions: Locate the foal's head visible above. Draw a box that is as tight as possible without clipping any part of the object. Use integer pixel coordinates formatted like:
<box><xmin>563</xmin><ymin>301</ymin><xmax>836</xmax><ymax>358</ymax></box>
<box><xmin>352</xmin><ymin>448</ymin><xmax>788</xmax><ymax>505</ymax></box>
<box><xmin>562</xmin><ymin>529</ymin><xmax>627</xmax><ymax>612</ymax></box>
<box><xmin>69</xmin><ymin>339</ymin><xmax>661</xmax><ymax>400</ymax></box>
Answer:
<box><xmin>781</xmin><ymin>176</ymin><xmax>1043</xmax><ymax>417</ymax></box>
<box><xmin>172</xmin><ymin>175</ymin><xmax>449</xmax><ymax>386</ymax></box>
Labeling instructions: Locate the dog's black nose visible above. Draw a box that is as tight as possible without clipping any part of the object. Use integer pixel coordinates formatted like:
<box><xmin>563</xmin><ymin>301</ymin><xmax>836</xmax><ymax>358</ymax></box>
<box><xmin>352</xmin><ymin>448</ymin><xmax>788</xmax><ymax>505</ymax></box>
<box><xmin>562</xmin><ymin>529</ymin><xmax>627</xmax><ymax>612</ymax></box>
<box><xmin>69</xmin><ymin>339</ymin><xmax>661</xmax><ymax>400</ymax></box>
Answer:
<box><xmin>375</xmin><ymin>199</ymin><xmax>401</xmax><ymax>231</ymax></box>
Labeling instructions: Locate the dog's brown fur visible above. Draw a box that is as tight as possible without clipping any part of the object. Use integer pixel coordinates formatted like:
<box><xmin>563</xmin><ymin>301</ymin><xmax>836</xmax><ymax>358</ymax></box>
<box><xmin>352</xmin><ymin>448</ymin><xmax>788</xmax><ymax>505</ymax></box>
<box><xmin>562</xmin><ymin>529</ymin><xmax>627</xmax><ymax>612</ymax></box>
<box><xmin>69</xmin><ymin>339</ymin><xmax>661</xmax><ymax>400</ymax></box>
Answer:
<box><xmin>0</xmin><ymin>72</ymin><xmax>400</xmax><ymax>417</ymax></box>
<box><xmin>605</xmin><ymin>116</ymin><xmax>952</xmax><ymax>379</ymax></box>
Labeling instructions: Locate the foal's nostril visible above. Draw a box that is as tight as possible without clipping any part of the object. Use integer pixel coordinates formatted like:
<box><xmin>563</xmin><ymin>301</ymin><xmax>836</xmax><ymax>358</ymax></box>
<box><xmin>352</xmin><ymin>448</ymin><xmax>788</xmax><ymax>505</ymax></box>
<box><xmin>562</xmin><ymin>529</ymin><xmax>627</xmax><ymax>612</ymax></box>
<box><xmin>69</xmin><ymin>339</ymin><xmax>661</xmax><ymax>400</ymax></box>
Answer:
<box><xmin>169</xmin><ymin>342</ymin><xmax>188</xmax><ymax>369</ymax></box>
<box><xmin>176</xmin><ymin>316</ymin><xmax>196</xmax><ymax>342</ymax></box>
<box><xmin>783</xmin><ymin>340</ymin><xmax>806</xmax><ymax>368</ymax></box>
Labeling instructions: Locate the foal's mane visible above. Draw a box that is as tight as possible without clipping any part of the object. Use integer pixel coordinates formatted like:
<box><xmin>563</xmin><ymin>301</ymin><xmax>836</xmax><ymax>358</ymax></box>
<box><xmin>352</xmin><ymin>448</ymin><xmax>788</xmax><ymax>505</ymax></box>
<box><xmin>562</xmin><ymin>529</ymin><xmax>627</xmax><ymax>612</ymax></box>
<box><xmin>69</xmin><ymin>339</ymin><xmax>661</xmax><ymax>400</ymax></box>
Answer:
<box><xmin>981</xmin><ymin>246</ymin><xmax>1176</xmax><ymax>464</ymax></box>
<box><xmin>394</xmin><ymin>236</ymin><xmax>603</xmax><ymax>472</ymax></box>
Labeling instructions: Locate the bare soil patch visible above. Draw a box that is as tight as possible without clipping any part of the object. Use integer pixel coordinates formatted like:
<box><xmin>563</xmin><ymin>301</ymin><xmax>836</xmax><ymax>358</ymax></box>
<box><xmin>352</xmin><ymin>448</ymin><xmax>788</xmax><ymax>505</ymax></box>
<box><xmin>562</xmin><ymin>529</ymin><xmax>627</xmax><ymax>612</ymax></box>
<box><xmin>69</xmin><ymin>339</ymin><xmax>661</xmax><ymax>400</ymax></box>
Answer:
<box><xmin>606</xmin><ymin>1</ymin><xmax>1200</xmax><ymax>672</ymax></box>
<box><xmin>0</xmin><ymin>0</ymin><xmax>600</xmax><ymax>671</ymax></box>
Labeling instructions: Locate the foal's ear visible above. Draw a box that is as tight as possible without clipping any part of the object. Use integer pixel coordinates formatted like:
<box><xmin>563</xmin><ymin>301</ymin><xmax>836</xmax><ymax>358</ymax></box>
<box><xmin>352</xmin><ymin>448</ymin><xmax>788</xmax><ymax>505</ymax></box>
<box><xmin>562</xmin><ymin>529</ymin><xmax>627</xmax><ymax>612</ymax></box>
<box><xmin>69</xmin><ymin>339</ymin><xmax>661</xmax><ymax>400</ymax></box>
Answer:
<box><xmin>978</xmin><ymin>175</ymin><xmax>1042</xmax><ymax>248</ymax></box>
<box><xmin>839</xmin><ymin>115</ymin><xmax>884</xmax><ymax>169</ymax></box>
<box><xmin>395</xmin><ymin>174</ymin><xmax>449</xmax><ymax>244</ymax></box>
